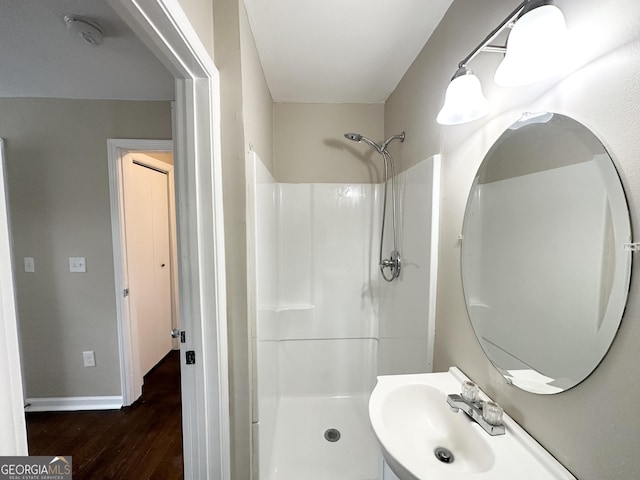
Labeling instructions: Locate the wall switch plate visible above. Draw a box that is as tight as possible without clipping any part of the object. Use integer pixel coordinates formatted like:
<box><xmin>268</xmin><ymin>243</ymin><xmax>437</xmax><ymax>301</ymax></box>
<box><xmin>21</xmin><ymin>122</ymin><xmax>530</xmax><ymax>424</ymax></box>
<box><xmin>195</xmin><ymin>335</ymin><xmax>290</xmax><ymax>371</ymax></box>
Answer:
<box><xmin>24</xmin><ymin>257</ymin><xmax>35</xmax><ymax>273</ymax></box>
<box><xmin>69</xmin><ymin>257</ymin><xmax>86</xmax><ymax>273</ymax></box>
<box><xmin>82</xmin><ymin>350</ymin><xmax>96</xmax><ymax>367</ymax></box>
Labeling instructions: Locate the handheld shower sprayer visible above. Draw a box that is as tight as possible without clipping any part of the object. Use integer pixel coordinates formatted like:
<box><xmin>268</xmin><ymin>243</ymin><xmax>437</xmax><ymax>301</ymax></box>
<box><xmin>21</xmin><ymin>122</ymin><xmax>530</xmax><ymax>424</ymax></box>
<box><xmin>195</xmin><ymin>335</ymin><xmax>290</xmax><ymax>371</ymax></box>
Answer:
<box><xmin>343</xmin><ymin>131</ymin><xmax>405</xmax><ymax>282</ymax></box>
<box><xmin>344</xmin><ymin>133</ymin><xmax>362</xmax><ymax>142</ymax></box>
<box><xmin>344</xmin><ymin>132</ymin><xmax>385</xmax><ymax>154</ymax></box>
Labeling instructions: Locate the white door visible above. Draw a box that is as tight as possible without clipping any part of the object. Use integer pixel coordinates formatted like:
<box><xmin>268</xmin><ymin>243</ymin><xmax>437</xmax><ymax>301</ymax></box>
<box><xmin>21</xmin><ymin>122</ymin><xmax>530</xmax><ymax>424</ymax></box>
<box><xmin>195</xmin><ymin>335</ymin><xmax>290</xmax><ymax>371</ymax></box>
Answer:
<box><xmin>122</xmin><ymin>153</ymin><xmax>173</xmax><ymax>377</ymax></box>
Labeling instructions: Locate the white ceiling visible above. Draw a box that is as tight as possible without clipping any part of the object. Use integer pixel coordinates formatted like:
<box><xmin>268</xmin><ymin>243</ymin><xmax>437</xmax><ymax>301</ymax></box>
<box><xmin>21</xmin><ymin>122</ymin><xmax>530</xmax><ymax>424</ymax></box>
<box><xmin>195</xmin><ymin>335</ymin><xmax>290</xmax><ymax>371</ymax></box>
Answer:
<box><xmin>244</xmin><ymin>0</ymin><xmax>453</xmax><ymax>103</ymax></box>
<box><xmin>0</xmin><ymin>0</ymin><xmax>453</xmax><ymax>104</ymax></box>
<box><xmin>0</xmin><ymin>0</ymin><xmax>174</xmax><ymax>100</ymax></box>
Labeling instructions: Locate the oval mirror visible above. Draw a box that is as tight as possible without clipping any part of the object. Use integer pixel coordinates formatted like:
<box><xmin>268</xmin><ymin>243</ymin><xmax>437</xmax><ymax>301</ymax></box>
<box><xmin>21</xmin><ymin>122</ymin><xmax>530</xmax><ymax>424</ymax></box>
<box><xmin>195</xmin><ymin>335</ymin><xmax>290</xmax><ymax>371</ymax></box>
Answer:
<box><xmin>461</xmin><ymin>112</ymin><xmax>632</xmax><ymax>394</ymax></box>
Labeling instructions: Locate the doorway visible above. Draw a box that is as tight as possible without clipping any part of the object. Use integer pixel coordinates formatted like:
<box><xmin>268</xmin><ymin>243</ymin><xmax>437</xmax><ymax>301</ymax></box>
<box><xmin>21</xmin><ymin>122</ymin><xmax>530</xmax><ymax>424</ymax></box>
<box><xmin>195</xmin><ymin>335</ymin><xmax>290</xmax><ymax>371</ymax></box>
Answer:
<box><xmin>108</xmin><ymin>140</ymin><xmax>180</xmax><ymax>405</ymax></box>
<box><xmin>123</xmin><ymin>151</ymin><xmax>177</xmax><ymax>384</ymax></box>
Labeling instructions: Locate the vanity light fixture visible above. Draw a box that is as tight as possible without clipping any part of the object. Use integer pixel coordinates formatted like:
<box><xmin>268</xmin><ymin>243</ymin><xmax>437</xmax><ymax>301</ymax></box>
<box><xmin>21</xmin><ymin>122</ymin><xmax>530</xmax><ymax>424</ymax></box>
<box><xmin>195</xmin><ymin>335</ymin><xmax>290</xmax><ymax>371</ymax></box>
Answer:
<box><xmin>437</xmin><ymin>0</ymin><xmax>568</xmax><ymax>125</ymax></box>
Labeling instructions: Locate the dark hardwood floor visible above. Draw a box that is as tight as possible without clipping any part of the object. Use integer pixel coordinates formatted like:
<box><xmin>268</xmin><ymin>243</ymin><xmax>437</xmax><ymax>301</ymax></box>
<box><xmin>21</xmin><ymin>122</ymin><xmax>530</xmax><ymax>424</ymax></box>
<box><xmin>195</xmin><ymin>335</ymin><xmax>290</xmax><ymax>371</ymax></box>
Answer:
<box><xmin>26</xmin><ymin>350</ymin><xmax>183</xmax><ymax>480</ymax></box>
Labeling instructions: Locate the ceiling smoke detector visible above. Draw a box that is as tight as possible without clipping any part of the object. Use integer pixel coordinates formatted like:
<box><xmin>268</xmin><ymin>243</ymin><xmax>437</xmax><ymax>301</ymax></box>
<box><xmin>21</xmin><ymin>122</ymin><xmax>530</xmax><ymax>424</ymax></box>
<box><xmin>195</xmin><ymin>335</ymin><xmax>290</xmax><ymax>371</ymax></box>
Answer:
<box><xmin>64</xmin><ymin>15</ymin><xmax>104</xmax><ymax>46</ymax></box>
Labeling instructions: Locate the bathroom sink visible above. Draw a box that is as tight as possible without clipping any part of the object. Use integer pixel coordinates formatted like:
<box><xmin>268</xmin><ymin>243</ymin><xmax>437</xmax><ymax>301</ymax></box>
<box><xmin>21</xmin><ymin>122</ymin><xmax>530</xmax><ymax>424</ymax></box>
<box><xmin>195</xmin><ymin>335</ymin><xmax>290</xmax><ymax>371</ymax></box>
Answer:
<box><xmin>368</xmin><ymin>368</ymin><xmax>576</xmax><ymax>480</ymax></box>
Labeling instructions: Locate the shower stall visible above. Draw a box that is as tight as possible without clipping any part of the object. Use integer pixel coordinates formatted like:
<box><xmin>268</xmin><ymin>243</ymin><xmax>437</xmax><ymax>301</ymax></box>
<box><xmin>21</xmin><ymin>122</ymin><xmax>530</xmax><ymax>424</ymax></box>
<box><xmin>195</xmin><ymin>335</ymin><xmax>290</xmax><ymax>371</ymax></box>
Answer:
<box><xmin>246</xmin><ymin>144</ymin><xmax>440</xmax><ymax>479</ymax></box>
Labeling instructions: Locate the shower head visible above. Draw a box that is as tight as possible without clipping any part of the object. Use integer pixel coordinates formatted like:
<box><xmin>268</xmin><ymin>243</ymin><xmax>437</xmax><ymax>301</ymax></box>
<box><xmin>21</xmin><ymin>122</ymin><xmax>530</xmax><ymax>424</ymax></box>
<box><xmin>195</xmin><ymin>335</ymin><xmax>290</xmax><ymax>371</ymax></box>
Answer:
<box><xmin>344</xmin><ymin>132</ymin><xmax>383</xmax><ymax>153</ymax></box>
<box><xmin>344</xmin><ymin>131</ymin><xmax>405</xmax><ymax>154</ymax></box>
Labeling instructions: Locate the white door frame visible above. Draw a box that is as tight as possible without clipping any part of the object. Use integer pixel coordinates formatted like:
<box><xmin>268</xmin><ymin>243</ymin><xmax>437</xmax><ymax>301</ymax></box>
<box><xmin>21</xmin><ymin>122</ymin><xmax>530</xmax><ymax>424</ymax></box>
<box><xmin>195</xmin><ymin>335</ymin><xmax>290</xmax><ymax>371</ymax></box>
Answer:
<box><xmin>107</xmin><ymin>2</ymin><xmax>230</xmax><ymax>479</ymax></box>
<box><xmin>0</xmin><ymin>138</ymin><xmax>28</xmax><ymax>455</ymax></box>
<box><xmin>107</xmin><ymin>139</ymin><xmax>178</xmax><ymax>405</ymax></box>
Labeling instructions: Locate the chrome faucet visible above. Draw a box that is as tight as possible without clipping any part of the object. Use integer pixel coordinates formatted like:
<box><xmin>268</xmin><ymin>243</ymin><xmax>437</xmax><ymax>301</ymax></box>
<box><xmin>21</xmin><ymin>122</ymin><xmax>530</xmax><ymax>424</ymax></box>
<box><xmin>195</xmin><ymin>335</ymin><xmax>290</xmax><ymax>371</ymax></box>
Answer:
<box><xmin>447</xmin><ymin>383</ymin><xmax>505</xmax><ymax>436</ymax></box>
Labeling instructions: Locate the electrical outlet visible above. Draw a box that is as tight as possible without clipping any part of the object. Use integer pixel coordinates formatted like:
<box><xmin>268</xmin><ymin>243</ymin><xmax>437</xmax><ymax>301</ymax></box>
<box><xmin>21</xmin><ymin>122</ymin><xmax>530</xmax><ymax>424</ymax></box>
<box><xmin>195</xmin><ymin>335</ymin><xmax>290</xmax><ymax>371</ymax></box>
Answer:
<box><xmin>82</xmin><ymin>350</ymin><xmax>96</xmax><ymax>367</ymax></box>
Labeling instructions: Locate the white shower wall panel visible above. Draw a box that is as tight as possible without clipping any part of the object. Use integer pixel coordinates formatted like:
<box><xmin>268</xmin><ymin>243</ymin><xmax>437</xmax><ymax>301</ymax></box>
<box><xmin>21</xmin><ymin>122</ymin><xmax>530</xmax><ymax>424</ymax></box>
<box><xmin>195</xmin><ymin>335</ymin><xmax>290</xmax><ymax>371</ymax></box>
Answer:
<box><xmin>277</xmin><ymin>183</ymin><xmax>380</xmax><ymax>341</ymax></box>
<box><xmin>255</xmin><ymin>157</ymin><xmax>279</xmax><ymax>311</ymax></box>
<box><xmin>251</xmin><ymin>154</ymin><xmax>280</xmax><ymax>480</ymax></box>
<box><xmin>311</xmin><ymin>184</ymin><xmax>380</xmax><ymax>340</ymax></box>
<box><xmin>277</xmin><ymin>338</ymin><xmax>378</xmax><ymax>397</ymax></box>
<box><xmin>256</xmin><ymin>338</ymin><xmax>278</xmax><ymax>478</ymax></box>
<box><xmin>377</xmin><ymin>157</ymin><xmax>440</xmax><ymax>374</ymax></box>
<box><xmin>278</xmin><ymin>184</ymin><xmax>313</xmax><ymax>308</ymax></box>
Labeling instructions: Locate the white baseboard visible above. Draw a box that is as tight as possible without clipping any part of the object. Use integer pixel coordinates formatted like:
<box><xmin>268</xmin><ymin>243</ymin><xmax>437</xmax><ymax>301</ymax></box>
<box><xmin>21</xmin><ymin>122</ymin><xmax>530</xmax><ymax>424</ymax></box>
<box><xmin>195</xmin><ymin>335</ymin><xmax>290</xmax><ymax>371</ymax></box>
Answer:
<box><xmin>24</xmin><ymin>396</ymin><xmax>123</xmax><ymax>412</ymax></box>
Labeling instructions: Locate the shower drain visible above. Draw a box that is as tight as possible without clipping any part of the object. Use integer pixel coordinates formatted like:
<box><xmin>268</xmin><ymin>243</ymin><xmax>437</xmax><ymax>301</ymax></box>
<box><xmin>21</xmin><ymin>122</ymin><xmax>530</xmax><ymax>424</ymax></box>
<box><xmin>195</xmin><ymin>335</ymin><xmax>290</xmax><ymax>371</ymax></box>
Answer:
<box><xmin>324</xmin><ymin>428</ymin><xmax>341</xmax><ymax>442</ymax></box>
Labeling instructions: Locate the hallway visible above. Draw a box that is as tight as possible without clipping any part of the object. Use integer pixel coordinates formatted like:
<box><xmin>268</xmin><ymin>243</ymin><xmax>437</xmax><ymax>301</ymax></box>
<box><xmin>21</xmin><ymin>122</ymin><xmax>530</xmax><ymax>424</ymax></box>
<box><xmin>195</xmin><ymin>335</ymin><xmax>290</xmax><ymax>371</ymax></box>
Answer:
<box><xmin>26</xmin><ymin>350</ymin><xmax>183</xmax><ymax>479</ymax></box>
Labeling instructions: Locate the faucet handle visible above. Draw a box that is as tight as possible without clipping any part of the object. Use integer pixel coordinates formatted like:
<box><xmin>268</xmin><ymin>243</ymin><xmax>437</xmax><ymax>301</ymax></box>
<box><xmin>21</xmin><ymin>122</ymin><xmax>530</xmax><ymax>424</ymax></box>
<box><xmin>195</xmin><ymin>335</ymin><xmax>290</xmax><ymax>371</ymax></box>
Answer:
<box><xmin>461</xmin><ymin>380</ymin><xmax>479</xmax><ymax>403</ymax></box>
<box><xmin>482</xmin><ymin>400</ymin><xmax>504</xmax><ymax>426</ymax></box>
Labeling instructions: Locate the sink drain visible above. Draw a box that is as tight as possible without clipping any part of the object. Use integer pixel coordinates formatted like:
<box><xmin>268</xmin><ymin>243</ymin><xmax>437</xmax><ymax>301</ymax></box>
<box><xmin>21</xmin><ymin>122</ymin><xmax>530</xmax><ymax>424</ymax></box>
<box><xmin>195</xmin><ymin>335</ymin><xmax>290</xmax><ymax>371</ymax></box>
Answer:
<box><xmin>324</xmin><ymin>428</ymin><xmax>341</xmax><ymax>442</ymax></box>
<box><xmin>434</xmin><ymin>447</ymin><xmax>454</xmax><ymax>464</ymax></box>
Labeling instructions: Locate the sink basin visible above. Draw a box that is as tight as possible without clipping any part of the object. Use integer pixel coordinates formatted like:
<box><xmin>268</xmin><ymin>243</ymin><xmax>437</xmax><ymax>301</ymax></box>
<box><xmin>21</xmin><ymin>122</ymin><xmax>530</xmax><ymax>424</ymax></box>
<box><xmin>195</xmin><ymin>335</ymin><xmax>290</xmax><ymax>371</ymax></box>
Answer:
<box><xmin>369</xmin><ymin>367</ymin><xmax>576</xmax><ymax>480</ymax></box>
<box><xmin>380</xmin><ymin>383</ymin><xmax>495</xmax><ymax>475</ymax></box>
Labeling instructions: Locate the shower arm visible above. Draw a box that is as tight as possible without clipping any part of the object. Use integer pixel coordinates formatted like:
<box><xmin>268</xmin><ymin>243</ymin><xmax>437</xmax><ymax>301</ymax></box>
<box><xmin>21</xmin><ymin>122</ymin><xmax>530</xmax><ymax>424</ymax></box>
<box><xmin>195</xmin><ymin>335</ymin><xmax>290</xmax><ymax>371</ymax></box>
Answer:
<box><xmin>381</xmin><ymin>133</ymin><xmax>406</xmax><ymax>152</ymax></box>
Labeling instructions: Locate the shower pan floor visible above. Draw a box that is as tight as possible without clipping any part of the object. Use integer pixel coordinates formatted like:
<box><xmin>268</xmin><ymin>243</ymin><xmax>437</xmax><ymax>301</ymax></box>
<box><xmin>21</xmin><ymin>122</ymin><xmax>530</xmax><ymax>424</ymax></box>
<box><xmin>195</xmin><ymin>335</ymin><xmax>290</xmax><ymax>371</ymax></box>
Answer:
<box><xmin>267</xmin><ymin>394</ymin><xmax>380</xmax><ymax>480</ymax></box>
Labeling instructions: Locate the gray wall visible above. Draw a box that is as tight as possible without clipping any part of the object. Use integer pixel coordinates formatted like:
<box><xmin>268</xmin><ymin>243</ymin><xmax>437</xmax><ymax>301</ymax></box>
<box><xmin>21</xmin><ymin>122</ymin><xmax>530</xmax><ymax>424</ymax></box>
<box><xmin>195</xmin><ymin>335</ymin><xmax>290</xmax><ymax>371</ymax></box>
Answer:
<box><xmin>213</xmin><ymin>0</ymin><xmax>265</xmax><ymax>477</ymax></box>
<box><xmin>385</xmin><ymin>0</ymin><xmax>640</xmax><ymax>478</ymax></box>
<box><xmin>2</xmin><ymin>98</ymin><xmax>172</xmax><ymax>398</ymax></box>
<box><xmin>241</xmin><ymin>6</ymin><xmax>273</xmax><ymax>174</ymax></box>
<box><xmin>177</xmin><ymin>0</ymin><xmax>215</xmax><ymax>60</ymax></box>
<box><xmin>273</xmin><ymin>103</ymin><xmax>384</xmax><ymax>183</ymax></box>
<box><xmin>180</xmin><ymin>0</ymin><xmax>262</xmax><ymax>476</ymax></box>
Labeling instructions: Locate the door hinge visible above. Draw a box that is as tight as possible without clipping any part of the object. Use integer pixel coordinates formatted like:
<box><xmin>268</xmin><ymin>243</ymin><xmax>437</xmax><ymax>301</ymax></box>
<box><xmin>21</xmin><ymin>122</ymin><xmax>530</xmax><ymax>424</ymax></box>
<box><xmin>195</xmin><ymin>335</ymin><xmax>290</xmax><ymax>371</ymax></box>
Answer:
<box><xmin>186</xmin><ymin>350</ymin><xmax>195</xmax><ymax>365</ymax></box>
<box><xmin>180</xmin><ymin>331</ymin><xmax>185</xmax><ymax>343</ymax></box>
<box><xmin>123</xmin><ymin>288</ymin><xmax>129</xmax><ymax>297</ymax></box>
